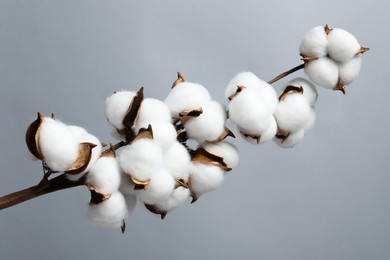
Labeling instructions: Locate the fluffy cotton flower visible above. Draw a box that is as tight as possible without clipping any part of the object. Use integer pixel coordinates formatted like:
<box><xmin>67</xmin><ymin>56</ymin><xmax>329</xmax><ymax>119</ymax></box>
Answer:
<box><xmin>327</xmin><ymin>28</ymin><xmax>361</xmax><ymax>63</ymax></box>
<box><xmin>164</xmin><ymin>82</ymin><xmax>212</xmax><ymax>118</ymax></box>
<box><xmin>273</xmin><ymin>129</ymin><xmax>305</xmax><ymax>148</ymax></box>
<box><xmin>201</xmin><ymin>141</ymin><xmax>239</xmax><ymax>169</ymax></box>
<box><xmin>154</xmin><ymin>186</ymin><xmax>190</xmax><ymax>212</ymax></box>
<box><xmin>135</xmin><ymin>170</ymin><xmax>175</xmax><ymax>205</ymax></box>
<box><xmin>38</xmin><ymin>120</ymin><xmax>80</xmax><ymax>172</ymax></box>
<box><xmin>189</xmin><ymin>163</ymin><xmax>225</xmax><ymax>200</ymax></box>
<box><xmin>86</xmin><ymin>156</ymin><xmax>121</xmax><ymax>195</ymax></box>
<box><xmin>136</xmin><ymin>98</ymin><xmax>172</xmax><ymax>125</ymax></box>
<box><xmin>228</xmin><ymin>87</ymin><xmax>272</xmax><ymax>136</ymax></box>
<box><xmin>163</xmin><ymin>141</ymin><xmax>191</xmax><ymax>181</ymax></box>
<box><xmin>225</xmin><ymin>72</ymin><xmax>278</xmax><ymax>113</ymax></box>
<box><xmin>87</xmin><ymin>191</ymin><xmax>128</xmax><ymax>229</ymax></box>
<box><xmin>183</xmin><ymin>101</ymin><xmax>227</xmax><ymax>143</ymax></box>
<box><xmin>304</xmin><ymin>57</ymin><xmax>339</xmax><ymax>89</ymax></box>
<box><xmin>274</xmin><ymin>93</ymin><xmax>312</xmax><ymax>134</ymax></box>
<box><xmin>118</xmin><ymin>139</ymin><xmax>163</xmax><ymax>181</ymax></box>
<box><xmin>285</xmin><ymin>78</ymin><xmax>318</xmax><ymax>106</ymax></box>
<box><xmin>339</xmin><ymin>56</ymin><xmax>362</xmax><ymax>85</ymax></box>
<box><xmin>299</xmin><ymin>25</ymin><xmax>328</xmax><ymax>58</ymax></box>
<box><xmin>106</xmin><ymin>91</ymin><xmax>137</xmax><ymax>131</ymax></box>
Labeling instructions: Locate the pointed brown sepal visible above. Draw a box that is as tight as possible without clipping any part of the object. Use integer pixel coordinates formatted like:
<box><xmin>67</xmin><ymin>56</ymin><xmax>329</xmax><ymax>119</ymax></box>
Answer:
<box><xmin>65</xmin><ymin>142</ymin><xmax>97</xmax><ymax>175</ymax></box>
<box><xmin>131</xmin><ymin>176</ymin><xmax>151</xmax><ymax>190</ymax></box>
<box><xmin>334</xmin><ymin>78</ymin><xmax>346</xmax><ymax>94</ymax></box>
<box><xmin>176</xmin><ymin>128</ymin><xmax>188</xmax><ymax>143</ymax></box>
<box><xmin>190</xmin><ymin>193</ymin><xmax>198</xmax><ymax>204</ymax></box>
<box><xmin>241</xmin><ymin>131</ymin><xmax>261</xmax><ymax>144</ymax></box>
<box><xmin>144</xmin><ymin>203</ymin><xmax>167</xmax><ymax>220</ymax></box>
<box><xmin>356</xmin><ymin>46</ymin><xmax>369</xmax><ymax>56</ymax></box>
<box><xmin>300</xmin><ymin>55</ymin><xmax>319</xmax><ymax>64</ymax></box>
<box><xmin>87</xmin><ymin>184</ymin><xmax>111</xmax><ymax>204</ymax></box>
<box><xmin>50</xmin><ymin>112</ymin><xmax>56</xmax><ymax>120</ymax></box>
<box><xmin>275</xmin><ymin>129</ymin><xmax>290</xmax><ymax>143</ymax></box>
<box><xmin>179</xmin><ymin>108</ymin><xmax>203</xmax><ymax>124</ymax></box>
<box><xmin>100</xmin><ymin>143</ymin><xmax>116</xmax><ymax>158</ymax></box>
<box><xmin>324</xmin><ymin>24</ymin><xmax>333</xmax><ymax>35</ymax></box>
<box><xmin>121</xmin><ymin>220</ymin><xmax>126</xmax><ymax>234</ymax></box>
<box><xmin>122</xmin><ymin>86</ymin><xmax>144</xmax><ymax>131</ymax></box>
<box><xmin>172</xmin><ymin>72</ymin><xmax>186</xmax><ymax>89</ymax></box>
<box><xmin>192</xmin><ymin>147</ymin><xmax>232</xmax><ymax>172</ymax></box>
<box><xmin>131</xmin><ymin>124</ymin><xmax>154</xmax><ymax>143</ymax></box>
<box><xmin>25</xmin><ymin>112</ymin><xmax>45</xmax><ymax>160</ymax></box>
<box><xmin>279</xmin><ymin>85</ymin><xmax>304</xmax><ymax>101</ymax></box>
<box><xmin>211</xmin><ymin>127</ymin><xmax>236</xmax><ymax>143</ymax></box>
<box><xmin>228</xmin><ymin>85</ymin><xmax>246</xmax><ymax>101</ymax></box>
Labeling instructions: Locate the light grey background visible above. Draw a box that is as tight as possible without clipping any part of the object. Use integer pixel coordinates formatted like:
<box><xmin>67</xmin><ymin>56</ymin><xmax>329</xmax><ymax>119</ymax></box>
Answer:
<box><xmin>0</xmin><ymin>0</ymin><xmax>388</xmax><ymax>259</ymax></box>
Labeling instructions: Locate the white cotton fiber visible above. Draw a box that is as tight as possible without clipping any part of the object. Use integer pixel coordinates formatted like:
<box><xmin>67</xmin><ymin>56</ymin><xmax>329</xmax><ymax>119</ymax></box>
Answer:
<box><xmin>189</xmin><ymin>163</ymin><xmax>225</xmax><ymax>198</ymax></box>
<box><xmin>253</xmin><ymin>115</ymin><xmax>277</xmax><ymax>144</ymax></box>
<box><xmin>86</xmin><ymin>156</ymin><xmax>121</xmax><ymax>195</ymax></box>
<box><xmin>87</xmin><ymin>191</ymin><xmax>128</xmax><ymax>229</ymax></box>
<box><xmin>118</xmin><ymin>139</ymin><xmax>163</xmax><ymax>181</ymax></box>
<box><xmin>39</xmin><ymin>120</ymin><xmax>80</xmax><ymax>172</ymax></box>
<box><xmin>68</xmin><ymin>125</ymin><xmax>88</xmax><ymax>137</ymax></box>
<box><xmin>286</xmin><ymin>78</ymin><xmax>318</xmax><ymax>106</ymax></box>
<box><xmin>119</xmin><ymin>172</ymin><xmax>135</xmax><ymax>195</ymax></box>
<box><xmin>327</xmin><ymin>28</ymin><xmax>361</xmax><ymax>63</ymax></box>
<box><xmin>273</xmin><ymin>129</ymin><xmax>305</xmax><ymax>148</ymax></box>
<box><xmin>124</xmin><ymin>194</ymin><xmax>137</xmax><ymax>216</ymax></box>
<box><xmin>339</xmin><ymin>56</ymin><xmax>362</xmax><ymax>85</ymax></box>
<box><xmin>164</xmin><ymin>82</ymin><xmax>212</xmax><ymax>118</ymax></box>
<box><xmin>106</xmin><ymin>91</ymin><xmax>136</xmax><ymax>130</ymax></box>
<box><xmin>299</xmin><ymin>25</ymin><xmax>329</xmax><ymax>58</ymax></box>
<box><xmin>163</xmin><ymin>141</ymin><xmax>191</xmax><ymax>180</ymax></box>
<box><xmin>228</xmin><ymin>87</ymin><xmax>272</xmax><ymax>135</ymax></box>
<box><xmin>135</xmin><ymin>170</ymin><xmax>175</xmax><ymax>205</ymax></box>
<box><xmin>201</xmin><ymin>141</ymin><xmax>239</xmax><ymax>169</ymax></box>
<box><xmin>274</xmin><ymin>94</ymin><xmax>312</xmax><ymax>133</ymax></box>
<box><xmin>184</xmin><ymin>101</ymin><xmax>227</xmax><ymax>143</ymax></box>
<box><xmin>304</xmin><ymin>108</ymin><xmax>316</xmax><ymax>134</ymax></box>
<box><xmin>155</xmin><ymin>186</ymin><xmax>190</xmax><ymax>212</ymax></box>
<box><xmin>136</xmin><ymin>98</ymin><xmax>172</xmax><ymax>125</ymax></box>
<box><xmin>305</xmin><ymin>57</ymin><xmax>339</xmax><ymax>89</ymax></box>
<box><xmin>134</xmin><ymin>121</ymin><xmax>177</xmax><ymax>152</ymax></box>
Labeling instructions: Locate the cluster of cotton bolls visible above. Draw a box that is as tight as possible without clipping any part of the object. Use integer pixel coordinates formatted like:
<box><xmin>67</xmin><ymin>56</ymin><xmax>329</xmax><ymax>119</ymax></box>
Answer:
<box><xmin>300</xmin><ymin>25</ymin><xmax>369</xmax><ymax>94</ymax></box>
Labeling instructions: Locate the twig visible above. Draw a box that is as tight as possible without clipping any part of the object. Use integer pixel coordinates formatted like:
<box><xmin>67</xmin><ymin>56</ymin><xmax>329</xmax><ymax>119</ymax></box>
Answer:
<box><xmin>267</xmin><ymin>63</ymin><xmax>305</xmax><ymax>84</ymax></box>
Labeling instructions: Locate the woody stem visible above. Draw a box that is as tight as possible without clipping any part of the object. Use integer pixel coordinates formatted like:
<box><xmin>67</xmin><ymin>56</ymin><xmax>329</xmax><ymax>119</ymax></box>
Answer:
<box><xmin>267</xmin><ymin>63</ymin><xmax>305</xmax><ymax>84</ymax></box>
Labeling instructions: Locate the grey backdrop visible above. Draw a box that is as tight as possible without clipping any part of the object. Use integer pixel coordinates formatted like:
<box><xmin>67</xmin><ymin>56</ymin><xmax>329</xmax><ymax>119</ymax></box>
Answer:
<box><xmin>0</xmin><ymin>0</ymin><xmax>389</xmax><ymax>259</ymax></box>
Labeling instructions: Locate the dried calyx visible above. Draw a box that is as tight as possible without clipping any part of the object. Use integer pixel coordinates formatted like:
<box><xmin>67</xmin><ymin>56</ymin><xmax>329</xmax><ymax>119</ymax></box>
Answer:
<box><xmin>228</xmin><ymin>85</ymin><xmax>246</xmax><ymax>101</ymax></box>
<box><xmin>172</xmin><ymin>72</ymin><xmax>186</xmax><ymax>88</ymax></box>
<box><xmin>119</xmin><ymin>87</ymin><xmax>145</xmax><ymax>138</ymax></box>
<box><xmin>192</xmin><ymin>147</ymin><xmax>231</xmax><ymax>172</ymax></box>
<box><xmin>25</xmin><ymin>112</ymin><xmax>45</xmax><ymax>160</ymax></box>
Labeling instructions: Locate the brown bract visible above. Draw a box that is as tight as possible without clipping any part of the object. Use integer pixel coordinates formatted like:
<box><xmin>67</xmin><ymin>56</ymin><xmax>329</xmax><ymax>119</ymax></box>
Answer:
<box><xmin>279</xmin><ymin>85</ymin><xmax>304</xmax><ymax>101</ymax></box>
<box><xmin>172</xmin><ymin>72</ymin><xmax>186</xmax><ymax>89</ymax></box>
<box><xmin>122</xmin><ymin>87</ymin><xmax>144</xmax><ymax>132</ymax></box>
<box><xmin>228</xmin><ymin>85</ymin><xmax>246</xmax><ymax>101</ymax></box>
<box><xmin>192</xmin><ymin>147</ymin><xmax>231</xmax><ymax>172</ymax></box>
<box><xmin>179</xmin><ymin>108</ymin><xmax>203</xmax><ymax>124</ymax></box>
<box><xmin>25</xmin><ymin>112</ymin><xmax>45</xmax><ymax>160</ymax></box>
<box><xmin>144</xmin><ymin>203</ymin><xmax>167</xmax><ymax>220</ymax></box>
<box><xmin>241</xmin><ymin>131</ymin><xmax>261</xmax><ymax>144</ymax></box>
<box><xmin>131</xmin><ymin>124</ymin><xmax>154</xmax><ymax>143</ymax></box>
<box><xmin>87</xmin><ymin>184</ymin><xmax>111</xmax><ymax>204</ymax></box>
<box><xmin>65</xmin><ymin>142</ymin><xmax>97</xmax><ymax>175</ymax></box>
<box><xmin>275</xmin><ymin>129</ymin><xmax>290</xmax><ymax>143</ymax></box>
<box><xmin>130</xmin><ymin>176</ymin><xmax>151</xmax><ymax>190</ymax></box>
<box><xmin>209</xmin><ymin>127</ymin><xmax>235</xmax><ymax>143</ymax></box>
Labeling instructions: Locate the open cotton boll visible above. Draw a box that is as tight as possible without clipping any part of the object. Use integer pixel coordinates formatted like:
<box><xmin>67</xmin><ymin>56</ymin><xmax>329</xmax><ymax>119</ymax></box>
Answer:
<box><xmin>134</xmin><ymin>121</ymin><xmax>177</xmax><ymax>152</ymax></box>
<box><xmin>163</xmin><ymin>141</ymin><xmax>191</xmax><ymax>180</ymax></box>
<box><xmin>273</xmin><ymin>129</ymin><xmax>305</xmax><ymax>148</ymax></box>
<box><xmin>106</xmin><ymin>91</ymin><xmax>136</xmax><ymax>131</ymax></box>
<box><xmin>327</xmin><ymin>28</ymin><xmax>361</xmax><ymax>63</ymax></box>
<box><xmin>201</xmin><ymin>141</ymin><xmax>239</xmax><ymax>169</ymax></box>
<box><xmin>299</xmin><ymin>25</ymin><xmax>328</xmax><ymax>58</ymax></box>
<box><xmin>135</xmin><ymin>170</ymin><xmax>175</xmax><ymax>205</ymax></box>
<box><xmin>274</xmin><ymin>94</ymin><xmax>312</xmax><ymax>133</ymax></box>
<box><xmin>155</xmin><ymin>186</ymin><xmax>190</xmax><ymax>212</ymax></box>
<box><xmin>87</xmin><ymin>191</ymin><xmax>128</xmax><ymax>229</ymax></box>
<box><xmin>124</xmin><ymin>194</ymin><xmax>137</xmax><ymax>216</ymax></box>
<box><xmin>136</xmin><ymin>98</ymin><xmax>172</xmax><ymax>125</ymax></box>
<box><xmin>86</xmin><ymin>157</ymin><xmax>121</xmax><ymax>195</ymax></box>
<box><xmin>339</xmin><ymin>56</ymin><xmax>362</xmax><ymax>85</ymax></box>
<box><xmin>228</xmin><ymin>88</ymin><xmax>272</xmax><ymax>135</ymax></box>
<box><xmin>286</xmin><ymin>78</ymin><xmax>318</xmax><ymax>106</ymax></box>
<box><xmin>184</xmin><ymin>101</ymin><xmax>227</xmax><ymax>143</ymax></box>
<box><xmin>38</xmin><ymin>120</ymin><xmax>80</xmax><ymax>172</ymax></box>
<box><xmin>189</xmin><ymin>163</ymin><xmax>225</xmax><ymax>199</ymax></box>
<box><xmin>119</xmin><ymin>173</ymin><xmax>136</xmax><ymax>195</ymax></box>
<box><xmin>164</xmin><ymin>82</ymin><xmax>212</xmax><ymax>118</ymax></box>
<box><xmin>118</xmin><ymin>139</ymin><xmax>163</xmax><ymax>181</ymax></box>
<box><xmin>305</xmin><ymin>57</ymin><xmax>339</xmax><ymax>89</ymax></box>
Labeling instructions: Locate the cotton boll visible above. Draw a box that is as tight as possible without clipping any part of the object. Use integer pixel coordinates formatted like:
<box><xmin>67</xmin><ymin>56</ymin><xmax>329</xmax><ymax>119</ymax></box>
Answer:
<box><xmin>327</xmin><ymin>28</ymin><xmax>361</xmax><ymax>63</ymax></box>
<box><xmin>106</xmin><ymin>91</ymin><xmax>136</xmax><ymax>131</ymax></box>
<box><xmin>273</xmin><ymin>129</ymin><xmax>305</xmax><ymax>148</ymax></box>
<box><xmin>119</xmin><ymin>173</ymin><xmax>136</xmax><ymax>195</ymax></box>
<box><xmin>299</xmin><ymin>25</ymin><xmax>328</xmax><ymax>58</ymax></box>
<box><xmin>136</xmin><ymin>98</ymin><xmax>172</xmax><ymax>125</ymax></box>
<box><xmin>163</xmin><ymin>141</ymin><xmax>191</xmax><ymax>180</ymax></box>
<box><xmin>118</xmin><ymin>139</ymin><xmax>163</xmax><ymax>181</ymax></box>
<box><xmin>184</xmin><ymin>101</ymin><xmax>227</xmax><ymax>143</ymax></box>
<box><xmin>164</xmin><ymin>82</ymin><xmax>212</xmax><ymax>118</ymax></box>
<box><xmin>304</xmin><ymin>108</ymin><xmax>316</xmax><ymax>134</ymax></box>
<box><xmin>189</xmin><ymin>163</ymin><xmax>225</xmax><ymax>200</ymax></box>
<box><xmin>228</xmin><ymin>88</ymin><xmax>272</xmax><ymax>135</ymax></box>
<box><xmin>86</xmin><ymin>157</ymin><xmax>121</xmax><ymax>195</ymax></box>
<box><xmin>339</xmin><ymin>56</ymin><xmax>362</xmax><ymax>85</ymax></box>
<box><xmin>155</xmin><ymin>186</ymin><xmax>190</xmax><ymax>212</ymax></box>
<box><xmin>135</xmin><ymin>170</ymin><xmax>175</xmax><ymax>205</ymax></box>
<box><xmin>134</xmin><ymin>121</ymin><xmax>177</xmax><ymax>152</ymax></box>
<box><xmin>286</xmin><ymin>78</ymin><xmax>318</xmax><ymax>106</ymax></box>
<box><xmin>87</xmin><ymin>191</ymin><xmax>128</xmax><ymax>229</ymax></box>
<box><xmin>39</xmin><ymin>120</ymin><xmax>80</xmax><ymax>172</ymax></box>
<box><xmin>274</xmin><ymin>94</ymin><xmax>312</xmax><ymax>133</ymax></box>
<box><xmin>305</xmin><ymin>57</ymin><xmax>339</xmax><ymax>89</ymax></box>
<box><xmin>201</xmin><ymin>141</ymin><xmax>239</xmax><ymax>169</ymax></box>
<box><xmin>124</xmin><ymin>194</ymin><xmax>137</xmax><ymax>216</ymax></box>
